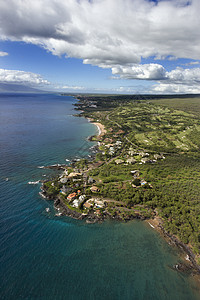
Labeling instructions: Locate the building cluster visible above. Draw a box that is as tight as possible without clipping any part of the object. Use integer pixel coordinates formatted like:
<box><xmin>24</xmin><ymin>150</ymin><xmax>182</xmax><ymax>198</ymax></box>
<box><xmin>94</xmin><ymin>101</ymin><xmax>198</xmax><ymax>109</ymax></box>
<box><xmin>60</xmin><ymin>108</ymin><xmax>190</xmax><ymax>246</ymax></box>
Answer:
<box><xmin>114</xmin><ymin>148</ymin><xmax>165</xmax><ymax>165</ymax></box>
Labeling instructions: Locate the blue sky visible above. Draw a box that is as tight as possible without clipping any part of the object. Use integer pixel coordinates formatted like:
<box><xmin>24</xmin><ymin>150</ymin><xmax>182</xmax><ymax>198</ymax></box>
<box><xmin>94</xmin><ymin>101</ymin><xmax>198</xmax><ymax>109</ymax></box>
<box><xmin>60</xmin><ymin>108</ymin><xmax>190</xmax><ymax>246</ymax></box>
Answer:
<box><xmin>0</xmin><ymin>0</ymin><xmax>200</xmax><ymax>94</ymax></box>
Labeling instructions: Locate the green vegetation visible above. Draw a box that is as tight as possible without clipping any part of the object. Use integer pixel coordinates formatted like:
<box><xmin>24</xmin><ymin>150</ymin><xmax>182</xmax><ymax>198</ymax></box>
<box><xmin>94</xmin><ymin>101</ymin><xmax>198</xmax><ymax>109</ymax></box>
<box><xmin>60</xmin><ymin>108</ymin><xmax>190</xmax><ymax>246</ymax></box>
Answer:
<box><xmin>47</xmin><ymin>94</ymin><xmax>200</xmax><ymax>262</ymax></box>
<box><xmin>106</xmin><ymin>102</ymin><xmax>199</xmax><ymax>152</ymax></box>
<box><xmin>78</xmin><ymin>95</ymin><xmax>200</xmax><ymax>259</ymax></box>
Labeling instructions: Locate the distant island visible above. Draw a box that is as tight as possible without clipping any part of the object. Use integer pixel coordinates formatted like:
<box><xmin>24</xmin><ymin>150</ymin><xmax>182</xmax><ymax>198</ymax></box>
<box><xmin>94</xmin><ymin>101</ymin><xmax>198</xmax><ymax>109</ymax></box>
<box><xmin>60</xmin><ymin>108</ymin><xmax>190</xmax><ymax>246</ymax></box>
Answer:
<box><xmin>40</xmin><ymin>94</ymin><xmax>200</xmax><ymax>276</ymax></box>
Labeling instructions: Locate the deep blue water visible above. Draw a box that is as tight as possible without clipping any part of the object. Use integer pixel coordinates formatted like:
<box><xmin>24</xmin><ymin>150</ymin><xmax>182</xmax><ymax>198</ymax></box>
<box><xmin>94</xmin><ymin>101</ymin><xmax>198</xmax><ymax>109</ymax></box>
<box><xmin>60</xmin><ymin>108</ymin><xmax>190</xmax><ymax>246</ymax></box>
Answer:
<box><xmin>0</xmin><ymin>93</ymin><xmax>199</xmax><ymax>300</ymax></box>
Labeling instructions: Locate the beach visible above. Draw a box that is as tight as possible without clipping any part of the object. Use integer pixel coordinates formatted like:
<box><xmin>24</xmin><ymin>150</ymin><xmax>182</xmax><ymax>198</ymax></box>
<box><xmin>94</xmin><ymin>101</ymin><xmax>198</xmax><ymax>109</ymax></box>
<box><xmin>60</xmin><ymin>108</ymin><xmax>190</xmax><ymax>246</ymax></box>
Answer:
<box><xmin>92</xmin><ymin>122</ymin><xmax>107</xmax><ymax>137</ymax></box>
<box><xmin>87</xmin><ymin>117</ymin><xmax>107</xmax><ymax>138</ymax></box>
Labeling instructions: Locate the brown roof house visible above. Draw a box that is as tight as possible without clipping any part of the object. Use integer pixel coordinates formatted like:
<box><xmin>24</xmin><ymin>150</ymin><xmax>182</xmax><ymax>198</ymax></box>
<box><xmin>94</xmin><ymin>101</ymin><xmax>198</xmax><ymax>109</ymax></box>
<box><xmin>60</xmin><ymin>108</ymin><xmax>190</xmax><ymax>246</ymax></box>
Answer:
<box><xmin>90</xmin><ymin>186</ymin><xmax>100</xmax><ymax>193</ymax></box>
<box><xmin>83</xmin><ymin>201</ymin><xmax>93</xmax><ymax>209</ymax></box>
<box><xmin>67</xmin><ymin>192</ymin><xmax>77</xmax><ymax>201</ymax></box>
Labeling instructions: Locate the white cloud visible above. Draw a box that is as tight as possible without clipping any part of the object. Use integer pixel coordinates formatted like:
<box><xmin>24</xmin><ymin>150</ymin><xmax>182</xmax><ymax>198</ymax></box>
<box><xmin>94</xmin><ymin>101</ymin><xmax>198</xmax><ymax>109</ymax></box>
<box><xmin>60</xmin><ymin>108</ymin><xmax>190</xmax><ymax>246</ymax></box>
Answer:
<box><xmin>152</xmin><ymin>83</ymin><xmax>200</xmax><ymax>94</ymax></box>
<box><xmin>166</xmin><ymin>67</ymin><xmax>200</xmax><ymax>83</ymax></box>
<box><xmin>152</xmin><ymin>67</ymin><xmax>200</xmax><ymax>94</ymax></box>
<box><xmin>0</xmin><ymin>0</ymin><xmax>200</xmax><ymax>67</ymax></box>
<box><xmin>111</xmin><ymin>64</ymin><xmax>200</xmax><ymax>85</ymax></box>
<box><xmin>0</xmin><ymin>51</ymin><xmax>8</xmax><ymax>56</ymax></box>
<box><xmin>1</xmin><ymin>0</ymin><xmax>200</xmax><ymax>93</ymax></box>
<box><xmin>62</xmin><ymin>85</ymin><xmax>85</xmax><ymax>90</ymax></box>
<box><xmin>112</xmin><ymin>64</ymin><xmax>166</xmax><ymax>80</ymax></box>
<box><xmin>182</xmin><ymin>61</ymin><xmax>200</xmax><ymax>66</ymax></box>
<box><xmin>0</xmin><ymin>69</ymin><xmax>49</xmax><ymax>85</ymax></box>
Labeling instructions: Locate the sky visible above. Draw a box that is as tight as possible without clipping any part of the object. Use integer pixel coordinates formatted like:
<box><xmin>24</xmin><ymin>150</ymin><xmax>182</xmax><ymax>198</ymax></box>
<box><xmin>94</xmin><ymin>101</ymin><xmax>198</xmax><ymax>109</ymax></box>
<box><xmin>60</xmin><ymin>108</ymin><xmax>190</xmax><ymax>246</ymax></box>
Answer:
<box><xmin>0</xmin><ymin>0</ymin><xmax>200</xmax><ymax>94</ymax></box>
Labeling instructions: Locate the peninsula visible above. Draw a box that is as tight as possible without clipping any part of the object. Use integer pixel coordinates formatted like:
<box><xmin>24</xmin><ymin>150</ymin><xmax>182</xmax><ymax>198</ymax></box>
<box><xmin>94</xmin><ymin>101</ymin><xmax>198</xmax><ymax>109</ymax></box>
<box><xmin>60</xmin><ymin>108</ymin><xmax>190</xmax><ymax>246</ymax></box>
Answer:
<box><xmin>40</xmin><ymin>94</ymin><xmax>200</xmax><ymax>275</ymax></box>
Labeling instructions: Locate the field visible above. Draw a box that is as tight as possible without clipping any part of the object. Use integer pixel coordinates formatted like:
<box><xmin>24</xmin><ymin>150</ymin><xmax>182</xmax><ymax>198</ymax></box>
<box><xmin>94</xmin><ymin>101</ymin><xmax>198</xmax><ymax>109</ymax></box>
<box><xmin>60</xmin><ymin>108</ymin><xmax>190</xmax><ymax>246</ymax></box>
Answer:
<box><xmin>107</xmin><ymin>102</ymin><xmax>200</xmax><ymax>152</ymax></box>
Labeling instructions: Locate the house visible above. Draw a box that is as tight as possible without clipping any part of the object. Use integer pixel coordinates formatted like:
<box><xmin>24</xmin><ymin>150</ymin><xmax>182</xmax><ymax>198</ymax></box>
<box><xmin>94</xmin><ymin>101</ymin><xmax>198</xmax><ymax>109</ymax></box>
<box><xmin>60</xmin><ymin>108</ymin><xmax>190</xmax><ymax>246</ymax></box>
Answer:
<box><xmin>83</xmin><ymin>199</ymin><xmax>94</xmax><ymax>209</ymax></box>
<box><xmin>79</xmin><ymin>195</ymin><xmax>86</xmax><ymax>202</ymax></box>
<box><xmin>128</xmin><ymin>147</ymin><xmax>137</xmax><ymax>156</ymax></box>
<box><xmin>138</xmin><ymin>151</ymin><xmax>149</xmax><ymax>157</ymax></box>
<box><xmin>72</xmin><ymin>178</ymin><xmax>82</xmax><ymax>182</ymax></box>
<box><xmin>115</xmin><ymin>159</ymin><xmax>124</xmax><ymax>165</ymax></box>
<box><xmin>126</xmin><ymin>157</ymin><xmax>136</xmax><ymax>164</ymax></box>
<box><xmin>72</xmin><ymin>195</ymin><xmax>86</xmax><ymax>208</ymax></box>
<box><xmin>67</xmin><ymin>192</ymin><xmax>77</xmax><ymax>201</ymax></box>
<box><xmin>94</xmin><ymin>199</ymin><xmax>105</xmax><ymax>208</ymax></box>
<box><xmin>68</xmin><ymin>172</ymin><xmax>82</xmax><ymax>178</ymax></box>
<box><xmin>90</xmin><ymin>186</ymin><xmax>100</xmax><ymax>193</ymax></box>
<box><xmin>83</xmin><ymin>202</ymin><xmax>93</xmax><ymax>209</ymax></box>
<box><xmin>141</xmin><ymin>158</ymin><xmax>149</xmax><ymax>163</ymax></box>
<box><xmin>105</xmin><ymin>144</ymin><xmax>114</xmax><ymax>148</ymax></box>
<box><xmin>116</xmin><ymin>140</ymin><xmax>122</xmax><ymax>146</ymax></box>
<box><xmin>60</xmin><ymin>177</ymin><xmax>69</xmax><ymax>184</ymax></box>
<box><xmin>128</xmin><ymin>150</ymin><xmax>136</xmax><ymax>156</ymax></box>
<box><xmin>72</xmin><ymin>199</ymin><xmax>79</xmax><ymax>208</ymax></box>
<box><xmin>109</xmin><ymin>147</ymin><xmax>115</xmax><ymax>155</ymax></box>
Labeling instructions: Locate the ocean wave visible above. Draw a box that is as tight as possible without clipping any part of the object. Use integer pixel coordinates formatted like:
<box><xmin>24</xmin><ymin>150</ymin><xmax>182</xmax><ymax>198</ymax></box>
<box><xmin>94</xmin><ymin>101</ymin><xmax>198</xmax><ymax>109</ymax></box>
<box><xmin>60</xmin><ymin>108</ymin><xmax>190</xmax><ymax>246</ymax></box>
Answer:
<box><xmin>28</xmin><ymin>181</ymin><xmax>40</xmax><ymax>185</ymax></box>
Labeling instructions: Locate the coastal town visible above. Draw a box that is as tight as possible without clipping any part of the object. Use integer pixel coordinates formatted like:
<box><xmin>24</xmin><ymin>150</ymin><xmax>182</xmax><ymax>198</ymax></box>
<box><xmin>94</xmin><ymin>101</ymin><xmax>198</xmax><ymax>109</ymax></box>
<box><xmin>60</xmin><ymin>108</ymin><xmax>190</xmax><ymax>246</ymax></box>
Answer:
<box><xmin>40</xmin><ymin>120</ymin><xmax>166</xmax><ymax>223</ymax></box>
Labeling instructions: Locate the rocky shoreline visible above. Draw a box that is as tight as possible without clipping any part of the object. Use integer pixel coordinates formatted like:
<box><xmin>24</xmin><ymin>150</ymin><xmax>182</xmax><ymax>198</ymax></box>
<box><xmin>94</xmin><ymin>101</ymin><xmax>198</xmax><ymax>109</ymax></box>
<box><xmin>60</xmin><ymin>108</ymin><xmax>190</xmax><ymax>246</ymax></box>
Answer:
<box><xmin>148</xmin><ymin>218</ymin><xmax>200</xmax><ymax>276</ymax></box>
<box><xmin>38</xmin><ymin>103</ymin><xmax>200</xmax><ymax>279</ymax></box>
<box><xmin>40</xmin><ymin>184</ymin><xmax>147</xmax><ymax>224</ymax></box>
<box><xmin>40</xmin><ymin>180</ymin><xmax>200</xmax><ymax>276</ymax></box>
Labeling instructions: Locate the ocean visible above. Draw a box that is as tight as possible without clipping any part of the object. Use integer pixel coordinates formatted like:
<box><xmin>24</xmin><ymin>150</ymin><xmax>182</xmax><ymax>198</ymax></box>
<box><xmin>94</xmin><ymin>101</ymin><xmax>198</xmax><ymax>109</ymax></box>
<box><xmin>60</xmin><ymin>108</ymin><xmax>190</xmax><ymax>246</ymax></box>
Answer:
<box><xmin>0</xmin><ymin>93</ymin><xmax>199</xmax><ymax>300</ymax></box>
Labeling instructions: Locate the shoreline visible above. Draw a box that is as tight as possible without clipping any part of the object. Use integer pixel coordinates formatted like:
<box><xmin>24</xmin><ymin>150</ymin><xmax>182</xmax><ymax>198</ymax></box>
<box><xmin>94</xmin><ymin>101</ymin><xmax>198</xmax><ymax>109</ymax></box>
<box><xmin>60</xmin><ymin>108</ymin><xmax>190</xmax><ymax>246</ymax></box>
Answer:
<box><xmin>39</xmin><ymin>103</ymin><xmax>200</xmax><ymax>279</ymax></box>
<box><xmin>40</xmin><ymin>171</ymin><xmax>200</xmax><ymax>277</ymax></box>
<box><xmin>87</xmin><ymin>118</ymin><xmax>107</xmax><ymax>138</ymax></box>
<box><xmin>147</xmin><ymin>217</ymin><xmax>200</xmax><ymax>276</ymax></box>
<box><xmin>92</xmin><ymin>122</ymin><xmax>107</xmax><ymax>137</ymax></box>
<box><xmin>86</xmin><ymin>116</ymin><xmax>200</xmax><ymax>276</ymax></box>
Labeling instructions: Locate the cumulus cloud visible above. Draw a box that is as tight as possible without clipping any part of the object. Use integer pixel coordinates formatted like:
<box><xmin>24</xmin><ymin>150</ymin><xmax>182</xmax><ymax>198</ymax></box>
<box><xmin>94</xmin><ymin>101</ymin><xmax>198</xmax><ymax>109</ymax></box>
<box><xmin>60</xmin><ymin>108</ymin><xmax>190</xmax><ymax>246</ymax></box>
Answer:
<box><xmin>166</xmin><ymin>67</ymin><xmax>200</xmax><ymax>83</ymax></box>
<box><xmin>111</xmin><ymin>64</ymin><xmax>200</xmax><ymax>93</ymax></box>
<box><xmin>1</xmin><ymin>0</ymin><xmax>200</xmax><ymax>93</ymax></box>
<box><xmin>0</xmin><ymin>69</ymin><xmax>49</xmax><ymax>85</ymax></box>
<box><xmin>112</xmin><ymin>64</ymin><xmax>166</xmax><ymax>80</ymax></box>
<box><xmin>0</xmin><ymin>0</ymin><xmax>200</xmax><ymax>67</ymax></box>
<box><xmin>152</xmin><ymin>83</ymin><xmax>200</xmax><ymax>94</ymax></box>
<box><xmin>111</xmin><ymin>63</ymin><xmax>200</xmax><ymax>83</ymax></box>
<box><xmin>152</xmin><ymin>67</ymin><xmax>200</xmax><ymax>94</ymax></box>
<box><xmin>0</xmin><ymin>51</ymin><xmax>8</xmax><ymax>56</ymax></box>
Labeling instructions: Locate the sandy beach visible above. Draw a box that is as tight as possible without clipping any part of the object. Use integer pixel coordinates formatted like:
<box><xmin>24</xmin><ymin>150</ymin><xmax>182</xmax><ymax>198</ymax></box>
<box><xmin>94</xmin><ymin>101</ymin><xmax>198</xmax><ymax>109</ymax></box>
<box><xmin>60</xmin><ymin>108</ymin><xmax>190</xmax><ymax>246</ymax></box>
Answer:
<box><xmin>91</xmin><ymin>122</ymin><xmax>107</xmax><ymax>137</ymax></box>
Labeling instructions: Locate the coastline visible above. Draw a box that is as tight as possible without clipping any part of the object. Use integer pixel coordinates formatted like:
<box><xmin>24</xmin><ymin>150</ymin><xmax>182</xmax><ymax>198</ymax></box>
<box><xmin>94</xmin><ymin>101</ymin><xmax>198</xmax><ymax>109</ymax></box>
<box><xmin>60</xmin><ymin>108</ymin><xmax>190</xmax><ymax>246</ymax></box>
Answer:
<box><xmin>92</xmin><ymin>122</ymin><xmax>107</xmax><ymax>137</ymax></box>
<box><xmin>87</xmin><ymin>118</ymin><xmax>107</xmax><ymax>138</ymax></box>
<box><xmin>39</xmin><ymin>102</ymin><xmax>200</xmax><ymax>279</ymax></box>
<box><xmin>40</xmin><ymin>164</ymin><xmax>200</xmax><ymax>277</ymax></box>
<box><xmin>147</xmin><ymin>217</ymin><xmax>200</xmax><ymax>277</ymax></box>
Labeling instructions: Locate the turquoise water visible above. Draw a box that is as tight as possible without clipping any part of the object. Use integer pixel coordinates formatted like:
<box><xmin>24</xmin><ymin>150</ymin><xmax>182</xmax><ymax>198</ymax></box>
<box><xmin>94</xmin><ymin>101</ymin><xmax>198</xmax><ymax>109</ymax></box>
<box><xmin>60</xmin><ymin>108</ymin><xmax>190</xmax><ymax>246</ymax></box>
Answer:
<box><xmin>0</xmin><ymin>93</ymin><xmax>199</xmax><ymax>299</ymax></box>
